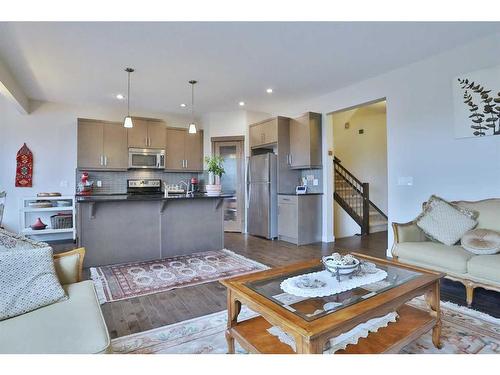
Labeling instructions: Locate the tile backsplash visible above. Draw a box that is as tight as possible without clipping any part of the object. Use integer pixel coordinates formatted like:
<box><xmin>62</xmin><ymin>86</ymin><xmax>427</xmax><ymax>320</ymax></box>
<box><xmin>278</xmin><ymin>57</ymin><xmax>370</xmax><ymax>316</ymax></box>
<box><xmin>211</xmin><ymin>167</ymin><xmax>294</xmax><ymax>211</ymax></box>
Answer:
<box><xmin>76</xmin><ymin>168</ymin><xmax>322</xmax><ymax>194</ymax></box>
<box><xmin>76</xmin><ymin>170</ymin><xmax>204</xmax><ymax>194</ymax></box>
<box><xmin>300</xmin><ymin>168</ymin><xmax>323</xmax><ymax>193</ymax></box>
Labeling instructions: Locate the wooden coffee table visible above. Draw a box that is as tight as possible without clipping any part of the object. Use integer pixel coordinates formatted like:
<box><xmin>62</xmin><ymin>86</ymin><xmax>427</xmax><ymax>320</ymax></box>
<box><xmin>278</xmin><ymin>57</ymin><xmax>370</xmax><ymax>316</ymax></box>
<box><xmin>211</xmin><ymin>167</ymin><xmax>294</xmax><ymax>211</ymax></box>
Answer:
<box><xmin>220</xmin><ymin>253</ymin><xmax>444</xmax><ymax>354</ymax></box>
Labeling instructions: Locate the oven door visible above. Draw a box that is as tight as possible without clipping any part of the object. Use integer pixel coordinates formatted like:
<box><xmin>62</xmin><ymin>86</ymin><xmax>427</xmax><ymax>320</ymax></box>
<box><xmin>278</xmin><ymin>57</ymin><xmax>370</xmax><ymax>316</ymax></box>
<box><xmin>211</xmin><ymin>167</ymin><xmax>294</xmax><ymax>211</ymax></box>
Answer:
<box><xmin>128</xmin><ymin>149</ymin><xmax>165</xmax><ymax>169</ymax></box>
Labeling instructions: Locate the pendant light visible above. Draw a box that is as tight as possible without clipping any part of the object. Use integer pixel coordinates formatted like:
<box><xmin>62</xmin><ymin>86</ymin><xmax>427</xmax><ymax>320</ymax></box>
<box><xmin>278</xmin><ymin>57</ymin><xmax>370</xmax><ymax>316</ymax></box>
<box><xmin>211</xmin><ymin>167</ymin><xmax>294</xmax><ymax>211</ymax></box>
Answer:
<box><xmin>123</xmin><ymin>67</ymin><xmax>135</xmax><ymax>128</ymax></box>
<box><xmin>188</xmin><ymin>80</ymin><xmax>197</xmax><ymax>134</ymax></box>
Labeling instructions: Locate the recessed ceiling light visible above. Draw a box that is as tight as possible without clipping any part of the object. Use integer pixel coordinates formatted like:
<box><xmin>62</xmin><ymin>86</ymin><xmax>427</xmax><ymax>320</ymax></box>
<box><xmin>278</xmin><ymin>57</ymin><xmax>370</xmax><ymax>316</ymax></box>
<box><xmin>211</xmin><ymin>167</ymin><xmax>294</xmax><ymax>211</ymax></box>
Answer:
<box><xmin>180</xmin><ymin>103</ymin><xmax>187</xmax><ymax>108</ymax></box>
<box><xmin>239</xmin><ymin>101</ymin><xmax>245</xmax><ymax>106</ymax></box>
<box><xmin>266</xmin><ymin>88</ymin><xmax>273</xmax><ymax>94</ymax></box>
<box><xmin>116</xmin><ymin>94</ymin><xmax>125</xmax><ymax>100</ymax></box>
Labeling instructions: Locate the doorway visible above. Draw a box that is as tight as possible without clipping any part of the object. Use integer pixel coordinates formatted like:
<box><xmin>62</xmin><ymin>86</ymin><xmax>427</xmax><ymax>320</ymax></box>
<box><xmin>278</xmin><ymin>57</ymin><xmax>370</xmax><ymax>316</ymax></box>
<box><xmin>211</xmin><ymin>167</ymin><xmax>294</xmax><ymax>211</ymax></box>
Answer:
<box><xmin>330</xmin><ymin>99</ymin><xmax>388</xmax><ymax>238</ymax></box>
<box><xmin>212</xmin><ymin>137</ymin><xmax>245</xmax><ymax>232</ymax></box>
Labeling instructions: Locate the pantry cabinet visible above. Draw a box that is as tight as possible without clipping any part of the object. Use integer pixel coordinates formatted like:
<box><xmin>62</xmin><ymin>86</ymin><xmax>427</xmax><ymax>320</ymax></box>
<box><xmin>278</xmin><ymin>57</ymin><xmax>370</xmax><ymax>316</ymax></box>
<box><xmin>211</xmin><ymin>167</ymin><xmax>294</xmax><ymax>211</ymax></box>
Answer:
<box><xmin>165</xmin><ymin>127</ymin><xmax>204</xmax><ymax>172</ymax></box>
<box><xmin>77</xmin><ymin>119</ymin><xmax>128</xmax><ymax>170</ymax></box>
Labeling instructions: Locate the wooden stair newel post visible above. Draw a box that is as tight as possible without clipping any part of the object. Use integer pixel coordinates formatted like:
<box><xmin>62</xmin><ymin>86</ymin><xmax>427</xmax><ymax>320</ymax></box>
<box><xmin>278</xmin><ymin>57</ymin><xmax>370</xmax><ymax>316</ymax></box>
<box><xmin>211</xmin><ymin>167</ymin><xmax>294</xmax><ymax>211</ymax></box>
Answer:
<box><xmin>362</xmin><ymin>182</ymin><xmax>370</xmax><ymax>235</ymax></box>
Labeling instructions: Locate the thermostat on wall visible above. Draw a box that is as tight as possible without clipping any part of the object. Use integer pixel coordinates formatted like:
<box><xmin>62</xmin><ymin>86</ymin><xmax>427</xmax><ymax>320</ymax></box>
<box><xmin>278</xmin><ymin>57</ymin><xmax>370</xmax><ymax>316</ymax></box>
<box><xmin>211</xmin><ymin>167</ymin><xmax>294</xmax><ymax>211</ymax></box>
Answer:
<box><xmin>296</xmin><ymin>186</ymin><xmax>307</xmax><ymax>195</ymax></box>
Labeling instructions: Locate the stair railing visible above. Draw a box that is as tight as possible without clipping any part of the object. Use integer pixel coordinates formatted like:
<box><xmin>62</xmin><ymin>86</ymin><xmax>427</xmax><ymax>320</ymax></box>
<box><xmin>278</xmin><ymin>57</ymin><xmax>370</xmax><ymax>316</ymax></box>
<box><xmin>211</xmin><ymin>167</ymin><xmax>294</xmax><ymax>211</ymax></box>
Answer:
<box><xmin>333</xmin><ymin>157</ymin><xmax>385</xmax><ymax>235</ymax></box>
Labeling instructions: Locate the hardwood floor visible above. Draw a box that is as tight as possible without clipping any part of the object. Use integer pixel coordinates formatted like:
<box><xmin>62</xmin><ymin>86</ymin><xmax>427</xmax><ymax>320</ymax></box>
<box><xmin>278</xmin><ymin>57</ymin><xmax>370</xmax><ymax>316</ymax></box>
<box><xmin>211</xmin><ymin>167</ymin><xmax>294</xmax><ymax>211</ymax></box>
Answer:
<box><xmin>52</xmin><ymin>231</ymin><xmax>500</xmax><ymax>339</ymax></box>
<box><xmin>96</xmin><ymin>232</ymin><xmax>388</xmax><ymax>339</ymax></box>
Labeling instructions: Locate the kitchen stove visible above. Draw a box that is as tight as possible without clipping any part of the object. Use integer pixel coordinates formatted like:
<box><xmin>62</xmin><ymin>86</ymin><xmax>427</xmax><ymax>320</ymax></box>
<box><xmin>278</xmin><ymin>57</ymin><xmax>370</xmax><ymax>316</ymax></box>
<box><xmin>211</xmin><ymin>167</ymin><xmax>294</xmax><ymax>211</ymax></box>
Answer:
<box><xmin>127</xmin><ymin>179</ymin><xmax>163</xmax><ymax>196</ymax></box>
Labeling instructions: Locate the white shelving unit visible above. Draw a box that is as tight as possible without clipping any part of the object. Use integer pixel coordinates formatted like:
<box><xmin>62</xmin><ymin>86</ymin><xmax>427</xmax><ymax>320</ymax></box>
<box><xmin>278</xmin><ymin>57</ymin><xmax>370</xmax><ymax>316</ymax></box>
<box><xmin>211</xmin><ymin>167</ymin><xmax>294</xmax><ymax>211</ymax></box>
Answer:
<box><xmin>19</xmin><ymin>196</ymin><xmax>76</xmax><ymax>240</ymax></box>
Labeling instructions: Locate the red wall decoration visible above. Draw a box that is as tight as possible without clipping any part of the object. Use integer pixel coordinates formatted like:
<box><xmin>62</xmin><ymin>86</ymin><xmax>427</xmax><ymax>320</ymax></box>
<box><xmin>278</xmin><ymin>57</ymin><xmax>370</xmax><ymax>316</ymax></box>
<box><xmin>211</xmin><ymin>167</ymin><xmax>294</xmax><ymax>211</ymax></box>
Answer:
<box><xmin>15</xmin><ymin>143</ymin><xmax>33</xmax><ymax>187</ymax></box>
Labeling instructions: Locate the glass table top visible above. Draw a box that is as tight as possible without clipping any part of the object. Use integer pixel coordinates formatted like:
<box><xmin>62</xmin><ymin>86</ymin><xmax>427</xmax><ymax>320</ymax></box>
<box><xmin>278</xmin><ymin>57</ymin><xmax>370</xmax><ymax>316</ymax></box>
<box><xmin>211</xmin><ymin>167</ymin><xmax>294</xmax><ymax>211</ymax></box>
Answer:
<box><xmin>244</xmin><ymin>260</ymin><xmax>424</xmax><ymax>321</ymax></box>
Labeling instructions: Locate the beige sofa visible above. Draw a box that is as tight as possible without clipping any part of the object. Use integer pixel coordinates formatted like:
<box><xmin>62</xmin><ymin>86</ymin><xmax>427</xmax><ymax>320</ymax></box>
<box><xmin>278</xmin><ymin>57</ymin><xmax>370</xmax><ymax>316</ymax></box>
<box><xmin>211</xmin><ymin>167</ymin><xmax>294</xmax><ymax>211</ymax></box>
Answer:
<box><xmin>0</xmin><ymin>248</ymin><xmax>110</xmax><ymax>354</ymax></box>
<box><xmin>392</xmin><ymin>198</ymin><xmax>500</xmax><ymax>306</ymax></box>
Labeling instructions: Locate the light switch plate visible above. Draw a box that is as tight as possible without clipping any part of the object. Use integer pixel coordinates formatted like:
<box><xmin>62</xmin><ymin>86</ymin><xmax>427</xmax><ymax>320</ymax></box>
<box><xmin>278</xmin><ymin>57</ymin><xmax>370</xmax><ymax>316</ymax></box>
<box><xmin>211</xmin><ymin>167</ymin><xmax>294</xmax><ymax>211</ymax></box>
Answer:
<box><xmin>96</xmin><ymin>180</ymin><xmax>103</xmax><ymax>188</ymax></box>
<box><xmin>397</xmin><ymin>177</ymin><xmax>413</xmax><ymax>186</ymax></box>
<box><xmin>307</xmin><ymin>175</ymin><xmax>314</xmax><ymax>181</ymax></box>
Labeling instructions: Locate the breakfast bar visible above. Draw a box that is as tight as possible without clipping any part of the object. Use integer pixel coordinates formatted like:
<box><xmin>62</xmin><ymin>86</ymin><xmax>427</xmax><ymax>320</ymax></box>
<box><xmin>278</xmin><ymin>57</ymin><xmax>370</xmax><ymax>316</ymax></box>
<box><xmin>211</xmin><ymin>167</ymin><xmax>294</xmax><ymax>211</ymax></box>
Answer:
<box><xmin>76</xmin><ymin>193</ymin><xmax>233</xmax><ymax>267</ymax></box>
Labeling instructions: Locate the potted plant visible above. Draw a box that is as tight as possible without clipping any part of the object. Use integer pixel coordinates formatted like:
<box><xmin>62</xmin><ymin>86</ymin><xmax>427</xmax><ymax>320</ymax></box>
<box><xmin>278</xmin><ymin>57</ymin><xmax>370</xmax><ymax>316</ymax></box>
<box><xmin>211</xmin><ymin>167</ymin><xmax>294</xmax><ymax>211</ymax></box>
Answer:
<box><xmin>204</xmin><ymin>155</ymin><xmax>225</xmax><ymax>196</ymax></box>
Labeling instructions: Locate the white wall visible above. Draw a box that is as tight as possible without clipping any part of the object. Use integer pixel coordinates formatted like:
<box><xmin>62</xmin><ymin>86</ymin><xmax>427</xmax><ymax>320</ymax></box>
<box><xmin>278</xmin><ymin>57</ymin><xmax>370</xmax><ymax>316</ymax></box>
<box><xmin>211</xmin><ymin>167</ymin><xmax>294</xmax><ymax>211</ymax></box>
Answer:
<box><xmin>202</xmin><ymin>110</ymin><xmax>271</xmax><ymax>159</ymax></box>
<box><xmin>0</xmin><ymin>99</ymin><xmax>194</xmax><ymax>232</ymax></box>
<box><xmin>272</xmin><ymin>32</ymin><xmax>500</xmax><ymax>251</ymax></box>
<box><xmin>332</xmin><ymin>105</ymin><xmax>387</xmax><ymax>238</ymax></box>
<box><xmin>201</xmin><ymin>110</ymin><xmax>247</xmax><ymax>159</ymax></box>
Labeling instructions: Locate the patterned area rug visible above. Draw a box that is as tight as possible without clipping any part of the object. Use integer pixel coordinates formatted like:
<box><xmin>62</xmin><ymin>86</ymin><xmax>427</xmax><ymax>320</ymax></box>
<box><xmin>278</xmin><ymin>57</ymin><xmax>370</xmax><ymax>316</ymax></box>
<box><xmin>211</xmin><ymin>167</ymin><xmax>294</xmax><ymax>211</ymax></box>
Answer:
<box><xmin>90</xmin><ymin>249</ymin><xmax>268</xmax><ymax>303</ymax></box>
<box><xmin>111</xmin><ymin>299</ymin><xmax>500</xmax><ymax>354</ymax></box>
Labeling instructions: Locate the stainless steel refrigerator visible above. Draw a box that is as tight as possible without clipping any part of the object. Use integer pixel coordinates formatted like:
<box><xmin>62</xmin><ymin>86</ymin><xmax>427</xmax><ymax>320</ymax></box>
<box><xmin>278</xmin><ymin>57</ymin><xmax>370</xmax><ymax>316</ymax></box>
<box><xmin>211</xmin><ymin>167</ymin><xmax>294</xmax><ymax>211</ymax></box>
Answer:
<box><xmin>247</xmin><ymin>153</ymin><xmax>278</xmax><ymax>239</ymax></box>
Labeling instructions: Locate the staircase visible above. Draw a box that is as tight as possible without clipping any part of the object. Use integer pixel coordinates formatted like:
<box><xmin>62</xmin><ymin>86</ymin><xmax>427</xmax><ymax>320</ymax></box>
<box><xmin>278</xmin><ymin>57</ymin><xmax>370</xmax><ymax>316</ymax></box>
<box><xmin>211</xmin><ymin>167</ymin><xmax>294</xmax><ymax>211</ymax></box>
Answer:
<box><xmin>333</xmin><ymin>157</ymin><xmax>387</xmax><ymax>235</ymax></box>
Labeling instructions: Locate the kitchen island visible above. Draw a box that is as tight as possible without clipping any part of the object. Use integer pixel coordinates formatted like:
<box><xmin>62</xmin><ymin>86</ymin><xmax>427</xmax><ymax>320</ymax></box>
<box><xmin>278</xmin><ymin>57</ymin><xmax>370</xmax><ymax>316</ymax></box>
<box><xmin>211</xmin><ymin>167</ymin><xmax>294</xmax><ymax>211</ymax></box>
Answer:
<box><xmin>76</xmin><ymin>193</ymin><xmax>233</xmax><ymax>267</ymax></box>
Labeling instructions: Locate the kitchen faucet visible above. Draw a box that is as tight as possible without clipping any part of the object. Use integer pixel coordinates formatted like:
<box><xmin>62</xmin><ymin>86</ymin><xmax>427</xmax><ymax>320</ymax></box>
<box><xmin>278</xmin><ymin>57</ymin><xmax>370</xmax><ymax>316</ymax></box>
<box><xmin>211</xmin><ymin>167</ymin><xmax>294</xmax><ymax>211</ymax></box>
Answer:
<box><xmin>178</xmin><ymin>180</ymin><xmax>191</xmax><ymax>194</ymax></box>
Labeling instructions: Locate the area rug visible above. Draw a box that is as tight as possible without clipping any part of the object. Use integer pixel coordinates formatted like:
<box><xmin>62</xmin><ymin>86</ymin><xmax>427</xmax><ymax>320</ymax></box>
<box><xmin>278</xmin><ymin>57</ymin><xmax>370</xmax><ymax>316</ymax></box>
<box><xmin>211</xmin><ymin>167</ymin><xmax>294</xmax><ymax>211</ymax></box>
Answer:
<box><xmin>90</xmin><ymin>249</ymin><xmax>268</xmax><ymax>304</ymax></box>
<box><xmin>111</xmin><ymin>300</ymin><xmax>500</xmax><ymax>354</ymax></box>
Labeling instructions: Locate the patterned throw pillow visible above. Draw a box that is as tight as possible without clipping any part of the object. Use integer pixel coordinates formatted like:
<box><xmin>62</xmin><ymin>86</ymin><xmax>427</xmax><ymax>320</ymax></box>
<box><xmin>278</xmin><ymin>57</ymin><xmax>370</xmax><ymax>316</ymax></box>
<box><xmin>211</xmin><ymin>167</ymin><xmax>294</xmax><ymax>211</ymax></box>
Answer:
<box><xmin>0</xmin><ymin>247</ymin><xmax>67</xmax><ymax>320</ymax></box>
<box><xmin>416</xmin><ymin>195</ymin><xmax>478</xmax><ymax>246</ymax></box>
<box><xmin>0</xmin><ymin>228</ymin><xmax>50</xmax><ymax>252</ymax></box>
<box><xmin>461</xmin><ymin>229</ymin><xmax>500</xmax><ymax>255</ymax></box>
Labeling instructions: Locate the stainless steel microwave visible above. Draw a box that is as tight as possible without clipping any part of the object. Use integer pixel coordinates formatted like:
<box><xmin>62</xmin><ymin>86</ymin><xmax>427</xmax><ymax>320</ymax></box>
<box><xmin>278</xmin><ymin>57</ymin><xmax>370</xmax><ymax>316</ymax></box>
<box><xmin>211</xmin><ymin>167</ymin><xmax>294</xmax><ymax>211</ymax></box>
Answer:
<box><xmin>128</xmin><ymin>148</ymin><xmax>165</xmax><ymax>169</ymax></box>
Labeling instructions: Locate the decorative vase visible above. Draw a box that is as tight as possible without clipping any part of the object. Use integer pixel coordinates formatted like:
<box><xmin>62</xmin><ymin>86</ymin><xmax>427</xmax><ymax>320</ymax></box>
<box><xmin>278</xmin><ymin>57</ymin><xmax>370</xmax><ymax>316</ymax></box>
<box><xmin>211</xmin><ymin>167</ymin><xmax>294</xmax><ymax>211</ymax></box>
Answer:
<box><xmin>208</xmin><ymin>172</ymin><xmax>215</xmax><ymax>185</ymax></box>
<box><xmin>31</xmin><ymin>217</ymin><xmax>47</xmax><ymax>230</ymax></box>
<box><xmin>205</xmin><ymin>184</ymin><xmax>222</xmax><ymax>196</ymax></box>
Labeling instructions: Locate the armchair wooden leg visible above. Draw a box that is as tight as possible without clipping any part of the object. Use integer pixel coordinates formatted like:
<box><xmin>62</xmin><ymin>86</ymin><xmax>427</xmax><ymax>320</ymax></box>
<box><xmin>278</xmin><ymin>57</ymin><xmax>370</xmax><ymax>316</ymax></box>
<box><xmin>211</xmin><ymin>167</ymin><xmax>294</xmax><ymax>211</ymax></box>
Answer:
<box><xmin>465</xmin><ymin>282</ymin><xmax>475</xmax><ymax>307</ymax></box>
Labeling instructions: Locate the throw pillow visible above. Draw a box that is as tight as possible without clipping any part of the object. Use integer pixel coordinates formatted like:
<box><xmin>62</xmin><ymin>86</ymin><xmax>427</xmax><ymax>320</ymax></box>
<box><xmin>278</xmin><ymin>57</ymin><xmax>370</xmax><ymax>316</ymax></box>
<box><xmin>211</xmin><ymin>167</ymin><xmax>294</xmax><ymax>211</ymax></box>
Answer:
<box><xmin>416</xmin><ymin>195</ymin><xmax>478</xmax><ymax>246</ymax></box>
<box><xmin>0</xmin><ymin>228</ymin><xmax>51</xmax><ymax>252</ymax></box>
<box><xmin>461</xmin><ymin>229</ymin><xmax>500</xmax><ymax>255</ymax></box>
<box><xmin>0</xmin><ymin>247</ymin><xmax>67</xmax><ymax>320</ymax></box>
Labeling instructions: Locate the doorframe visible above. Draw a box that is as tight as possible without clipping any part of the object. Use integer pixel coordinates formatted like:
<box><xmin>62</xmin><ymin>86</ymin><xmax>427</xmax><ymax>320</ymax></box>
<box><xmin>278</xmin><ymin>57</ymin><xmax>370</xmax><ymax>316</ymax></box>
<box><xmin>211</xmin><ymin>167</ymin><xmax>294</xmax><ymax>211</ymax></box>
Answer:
<box><xmin>211</xmin><ymin>136</ymin><xmax>245</xmax><ymax>233</ymax></box>
<box><xmin>328</xmin><ymin>97</ymin><xmax>388</xmax><ymax>239</ymax></box>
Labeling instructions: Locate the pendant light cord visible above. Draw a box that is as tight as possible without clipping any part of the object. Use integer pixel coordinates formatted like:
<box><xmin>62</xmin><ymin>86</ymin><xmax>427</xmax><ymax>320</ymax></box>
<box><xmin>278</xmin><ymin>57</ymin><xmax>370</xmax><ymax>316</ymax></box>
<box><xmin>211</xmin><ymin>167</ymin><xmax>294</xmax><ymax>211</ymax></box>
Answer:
<box><xmin>127</xmin><ymin>70</ymin><xmax>131</xmax><ymax>117</ymax></box>
<box><xmin>191</xmin><ymin>82</ymin><xmax>195</xmax><ymax>123</ymax></box>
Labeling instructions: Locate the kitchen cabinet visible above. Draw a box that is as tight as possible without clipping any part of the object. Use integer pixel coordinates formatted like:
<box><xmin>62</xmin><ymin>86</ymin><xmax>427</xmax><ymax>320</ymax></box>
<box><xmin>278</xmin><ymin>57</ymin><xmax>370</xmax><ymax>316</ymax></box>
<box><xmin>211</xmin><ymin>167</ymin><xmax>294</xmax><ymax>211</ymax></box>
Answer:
<box><xmin>249</xmin><ymin>118</ymin><xmax>278</xmax><ymax>148</ymax></box>
<box><xmin>184</xmin><ymin>129</ymin><xmax>204</xmax><ymax>171</ymax></box>
<box><xmin>278</xmin><ymin>194</ymin><xmax>322</xmax><ymax>245</ymax></box>
<box><xmin>77</xmin><ymin>119</ymin><xmax>128</xmax><ymax>170</ymax></box>
<box><xmin>275</xmin><ymin>116</ymin><xmax>300</xmax><ymax>194</ymax></box>
<box><xmin>165</xmin><ymin>127</ymin><xmax>204</xmax><ymax>172</ymax></box>
<box><xmin>127</xmin><ymin>118</ymin><xmax>166</xmax><ymax>149</ymax></box>
<box><xmin>289</xmin><ymin>112</ymin><xmax>322</xmax><ymax>169</ymax></box>
<box><xmin>103</xmin><ymin>121</ymin><xmax>129</xmax><ymax>169</ymax></box>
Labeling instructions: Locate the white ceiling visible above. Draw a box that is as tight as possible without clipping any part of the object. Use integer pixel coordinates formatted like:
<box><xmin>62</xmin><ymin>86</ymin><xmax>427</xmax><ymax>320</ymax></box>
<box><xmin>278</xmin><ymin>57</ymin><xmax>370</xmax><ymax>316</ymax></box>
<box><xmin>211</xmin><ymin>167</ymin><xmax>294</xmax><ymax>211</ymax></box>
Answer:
<box><xmin>0</xmin><ymin>22</ymin><xmax>499</xmax><ymax>115</ymax></box>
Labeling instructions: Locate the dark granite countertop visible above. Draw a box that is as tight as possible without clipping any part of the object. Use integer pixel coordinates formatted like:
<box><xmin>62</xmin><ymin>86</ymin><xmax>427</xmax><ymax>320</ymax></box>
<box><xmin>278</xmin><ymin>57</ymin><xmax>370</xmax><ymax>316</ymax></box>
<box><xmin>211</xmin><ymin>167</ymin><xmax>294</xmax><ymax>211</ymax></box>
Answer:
<box><xmin>76</xmin><ymin>193</ymin><xmax>234</xmax><ymax>203</ymax></box>
<box><xmin>278</xmin><ymin>192</ymin><xmax>324</xmax><ymax>196</ymax></box>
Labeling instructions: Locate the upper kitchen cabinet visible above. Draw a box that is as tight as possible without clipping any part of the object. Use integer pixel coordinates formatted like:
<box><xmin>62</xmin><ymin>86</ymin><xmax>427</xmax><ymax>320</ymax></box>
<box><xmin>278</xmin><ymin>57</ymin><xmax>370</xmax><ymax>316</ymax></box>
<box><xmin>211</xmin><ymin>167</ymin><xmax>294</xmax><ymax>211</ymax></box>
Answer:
<box><xmin>289</xmin><ymin>112</ymin><xmax>322</xmax><ymax>169</ymax></box>
<box><xmin>165</xmin><ymin>127</ymin><xmax>204</xmax><ymax>172</ymax></box>
<box><xmin>77</xmin><ymin>119</ymin><xmax>128</xmax><ymax>170</ymax></box>
<box><xmin>249</xmin><ymin>118</ymin><xmax>278</xmax><ymax>148</ymax></box>
<box><xmin>184</xmin><ymin>129</ymin><xmax>204</xmax><ymax>171</ymax></box>
<box><xmin>127</xmin><ymin>118</ymin><xmax>166</xmax><ymax>149</ymax></box>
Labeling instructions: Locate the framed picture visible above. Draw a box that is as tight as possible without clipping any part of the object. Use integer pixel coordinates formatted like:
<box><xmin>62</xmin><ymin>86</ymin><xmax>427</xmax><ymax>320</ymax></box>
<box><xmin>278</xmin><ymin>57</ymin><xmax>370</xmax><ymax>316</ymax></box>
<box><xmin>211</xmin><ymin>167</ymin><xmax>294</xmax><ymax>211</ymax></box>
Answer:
<box><xmin>453</xmin><ymin>64</ymin><xmax>500</xmax><ymax>139</ymax></box>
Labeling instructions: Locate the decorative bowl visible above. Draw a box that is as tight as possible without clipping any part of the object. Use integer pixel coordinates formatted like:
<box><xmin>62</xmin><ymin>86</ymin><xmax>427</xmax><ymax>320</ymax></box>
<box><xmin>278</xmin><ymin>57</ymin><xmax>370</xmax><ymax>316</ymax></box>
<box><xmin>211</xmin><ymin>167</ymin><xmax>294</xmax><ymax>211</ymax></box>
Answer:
<box><xmin>294</xmin><ymin>277</ymin><xmax>327</xmax><ymax>289</ymax></box>
<box><xmin>322</xmin><ymin>254</ymin><xmax>360</xmax><ymax>276</ymax></box>
<box><xmin>55</xmin><ymin>200</ymin><xmax>72</xmax><ymax>207</ymax></box>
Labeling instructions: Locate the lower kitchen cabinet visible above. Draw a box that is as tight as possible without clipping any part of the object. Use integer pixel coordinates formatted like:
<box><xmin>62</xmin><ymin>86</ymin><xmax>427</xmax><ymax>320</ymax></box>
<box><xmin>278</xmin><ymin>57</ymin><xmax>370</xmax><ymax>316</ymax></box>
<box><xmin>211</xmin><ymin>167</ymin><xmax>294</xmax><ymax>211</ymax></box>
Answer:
<box><xmin>278</xmin><ymin>194</ymin><xmax>322</xmax><ymax>245</ymax></box>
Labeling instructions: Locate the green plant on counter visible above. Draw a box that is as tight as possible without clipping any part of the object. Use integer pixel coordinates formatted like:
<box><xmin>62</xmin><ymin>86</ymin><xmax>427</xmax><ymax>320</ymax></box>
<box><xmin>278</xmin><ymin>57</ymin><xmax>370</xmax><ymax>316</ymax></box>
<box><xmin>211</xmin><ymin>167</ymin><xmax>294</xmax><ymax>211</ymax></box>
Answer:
<box><xmin>205</xmin><ymin>155</ymin><xmax>225</xmax><ymax>178</ymax></box>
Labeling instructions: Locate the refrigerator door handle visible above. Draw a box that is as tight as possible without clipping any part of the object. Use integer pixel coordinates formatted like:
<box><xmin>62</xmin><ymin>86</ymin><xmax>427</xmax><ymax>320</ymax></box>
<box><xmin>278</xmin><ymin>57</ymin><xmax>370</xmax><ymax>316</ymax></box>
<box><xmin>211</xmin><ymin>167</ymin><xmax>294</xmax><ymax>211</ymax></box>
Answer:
<box><xmin>247</xmin><ymin>183</ymin><xmax>251</xmax><ymax>208</ymax></box>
